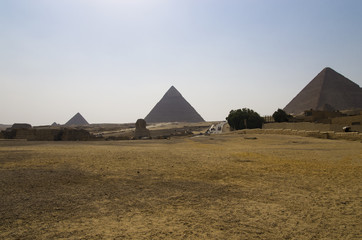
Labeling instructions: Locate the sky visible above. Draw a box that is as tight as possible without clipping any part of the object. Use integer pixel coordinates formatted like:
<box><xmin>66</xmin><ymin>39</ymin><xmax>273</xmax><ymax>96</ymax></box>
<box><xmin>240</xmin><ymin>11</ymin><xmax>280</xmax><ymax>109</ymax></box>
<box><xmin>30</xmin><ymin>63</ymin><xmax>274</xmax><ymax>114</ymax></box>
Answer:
<box><xmin>1</xmin><ymin>0</ymin><xmax>361</xmax><ymax>125</ymax></box>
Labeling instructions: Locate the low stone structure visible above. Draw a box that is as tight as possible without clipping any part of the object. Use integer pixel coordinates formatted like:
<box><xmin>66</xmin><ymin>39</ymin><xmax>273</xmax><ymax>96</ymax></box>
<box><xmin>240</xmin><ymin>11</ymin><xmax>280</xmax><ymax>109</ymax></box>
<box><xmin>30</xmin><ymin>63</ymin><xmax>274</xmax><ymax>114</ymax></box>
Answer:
<box><xmin>0</xmin><ymin>128</ymin><xmax>99</xmax><ymax>141</ymax></box>
<box><xmin>10</xmin><ymin>123</ymin><xmax>32</xmax><ymax>129</ymax></box>
<box><xmin>61</xmin><ymin>128</ymin><xmax>95</xmax><ymax>141</ymax></box>
<box><xmin>239</xmin><ymin>128</ymin><xmax>362</xmax><ymax>141</ymax></box>
<box><xmin>263</xmin><ymin>122</ymin><xmax>362</xmax><ymax>133</ymax></box>
<box><xmin>331</xmin><ymin>113</ymin><xmax>362</xmax><ymax>126</ymax></box>
<box><xmin>134</xmin><ymin>119</ymin><xmax>151</xmax><ymax>139</ymax></box>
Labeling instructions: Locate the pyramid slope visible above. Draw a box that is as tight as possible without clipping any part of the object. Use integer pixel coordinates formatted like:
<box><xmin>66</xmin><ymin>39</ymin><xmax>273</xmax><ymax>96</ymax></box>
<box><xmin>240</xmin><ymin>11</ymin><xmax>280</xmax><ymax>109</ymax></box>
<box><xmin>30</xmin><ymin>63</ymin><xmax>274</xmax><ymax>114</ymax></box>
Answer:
<box><xmin>145</xmin><ymin>86</ymin><xmax>205</xmax><ymax>123</ymax></box>
<box><xmin>284</xmin><ymin>67</ymin><xmax>362</xmax><ymax>114</ymax></box>
<box><xmin>65</xmin><ymin>112</ymin><xmax>89</xmax><ymax>126</ymax></box>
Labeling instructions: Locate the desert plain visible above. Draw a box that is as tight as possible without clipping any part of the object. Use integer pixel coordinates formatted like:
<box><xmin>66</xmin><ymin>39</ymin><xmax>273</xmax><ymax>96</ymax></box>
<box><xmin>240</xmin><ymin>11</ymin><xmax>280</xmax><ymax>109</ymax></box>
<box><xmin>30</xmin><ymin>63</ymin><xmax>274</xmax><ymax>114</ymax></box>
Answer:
<box><xmin>0</xmin><ymin>133</ymin><xmax>361</xmax><ymax>239</ymax></box>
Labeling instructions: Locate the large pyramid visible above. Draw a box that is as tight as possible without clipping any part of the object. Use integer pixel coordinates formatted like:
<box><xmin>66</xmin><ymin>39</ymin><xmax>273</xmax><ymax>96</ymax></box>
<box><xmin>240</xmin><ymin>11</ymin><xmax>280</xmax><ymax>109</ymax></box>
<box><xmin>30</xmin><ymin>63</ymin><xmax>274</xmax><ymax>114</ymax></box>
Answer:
<box><xmin>145</xmin><ymin>86</ymin><xmax>205</xmax><ymax>123</ymax></box>
<box><xmin>65</xmin><ymin>112</ymin><xmax>89</xmax><ymax>126</ymax></box>
<box><xmin>284</xmin><ymin>67</ymin><xmax>362</xmax><ymax>115</ymax></box>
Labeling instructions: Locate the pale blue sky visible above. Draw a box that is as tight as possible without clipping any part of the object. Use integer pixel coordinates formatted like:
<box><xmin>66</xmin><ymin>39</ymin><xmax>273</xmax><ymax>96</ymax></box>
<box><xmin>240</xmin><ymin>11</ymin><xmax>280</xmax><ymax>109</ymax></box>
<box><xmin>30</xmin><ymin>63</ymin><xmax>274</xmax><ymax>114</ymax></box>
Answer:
<box><xmin>1</xmin><ymin>0</ymin><xmax>361</xmax><ymax>125</ymax></box>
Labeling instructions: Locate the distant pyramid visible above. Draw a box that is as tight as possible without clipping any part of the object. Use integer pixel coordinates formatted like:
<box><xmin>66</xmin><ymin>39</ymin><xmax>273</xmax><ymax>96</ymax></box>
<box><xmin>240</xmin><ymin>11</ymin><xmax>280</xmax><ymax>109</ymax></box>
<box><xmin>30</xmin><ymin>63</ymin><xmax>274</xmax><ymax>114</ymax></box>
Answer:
<box><xmin>65</xmin><ymin>112</ymin><xmax>89</xmax><ymax>126</ymax></box>
<box><xmin>145</xmin><ymin>86</ymin><xmax>205</xmax><ymax>123</ymax></box>
<box><xmin>284</xmin><ymin>67</ymin><xmax>362</xmax><ymax>115</ymax></box>
<box><xmin>51</xmin><ymin>122</ymin><xmax>60</xmax><ymax>127</ymax></box>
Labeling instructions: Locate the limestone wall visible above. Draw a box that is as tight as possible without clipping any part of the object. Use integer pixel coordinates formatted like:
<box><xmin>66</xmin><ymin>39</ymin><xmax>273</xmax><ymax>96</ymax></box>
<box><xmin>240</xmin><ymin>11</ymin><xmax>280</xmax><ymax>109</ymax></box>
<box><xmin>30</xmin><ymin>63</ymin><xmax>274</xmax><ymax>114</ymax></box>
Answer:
<box><xmin>241</xmin><ymin>128</ymin><xmax>362</xmax><ymax>141</ymax></box>
<box><xmin>61</xmin><ymin>128</ymin><xmax>94</xmax><ymax>141</ymax></box>
<box><xmin>0</xmin><ymin>128</ymin><xmax>99</xmax><ymax>141</ymax></box>
<box><xmin>35</xmin><ymin>129</ymin><xmax>63</xmax><ymax>141</ymax></box>
<box><xmin>11</xmin><ymin>123</ymin><xmax>32</xmax><ymax>129</ymax></box>
<box><xmin>331</xmin><ymin>115</ymin><xmax>362</xmax><ymax>125</ymax></box>
<box><xmin>14</xmin><ymin>129</ymin><xmax>37</xmax><ymax>140</ymax></box>
<box><xmin>263</xmin><ymin>122</ymin><xmax>362</xmax><ymax>132</ymax></box>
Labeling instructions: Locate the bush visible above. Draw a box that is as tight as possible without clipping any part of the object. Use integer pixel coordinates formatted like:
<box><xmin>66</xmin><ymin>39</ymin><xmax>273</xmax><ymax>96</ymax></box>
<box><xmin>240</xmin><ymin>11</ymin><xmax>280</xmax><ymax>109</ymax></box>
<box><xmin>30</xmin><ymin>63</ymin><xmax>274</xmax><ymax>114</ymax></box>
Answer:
<box><xmin>272</xmin><ymin>109</ymin><xmax>291</xmax><ymax>122</ymax></box>
<box><xmin>226</xmin><ymin>108</ymin><xmax>264</xmax><ymax>130</ymax></box>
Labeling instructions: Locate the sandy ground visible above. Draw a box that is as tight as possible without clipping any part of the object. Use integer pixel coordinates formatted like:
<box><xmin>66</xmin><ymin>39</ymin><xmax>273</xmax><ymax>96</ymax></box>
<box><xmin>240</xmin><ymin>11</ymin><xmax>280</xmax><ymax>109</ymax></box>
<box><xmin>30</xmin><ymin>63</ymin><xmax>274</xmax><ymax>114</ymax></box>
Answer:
<box><xmin>0</xmin><ymin>134</ymin><xmax>361</xmax><ymax>239</ymax></box>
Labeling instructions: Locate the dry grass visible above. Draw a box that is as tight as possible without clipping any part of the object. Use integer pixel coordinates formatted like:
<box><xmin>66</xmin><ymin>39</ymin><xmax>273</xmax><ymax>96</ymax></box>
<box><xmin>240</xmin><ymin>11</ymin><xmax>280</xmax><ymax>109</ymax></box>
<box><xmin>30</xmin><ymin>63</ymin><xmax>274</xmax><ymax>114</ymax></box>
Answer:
<box><xmin>0</xmin><ymin>134</ymin><xmax>361</xmax><ymax>239</ymax></box>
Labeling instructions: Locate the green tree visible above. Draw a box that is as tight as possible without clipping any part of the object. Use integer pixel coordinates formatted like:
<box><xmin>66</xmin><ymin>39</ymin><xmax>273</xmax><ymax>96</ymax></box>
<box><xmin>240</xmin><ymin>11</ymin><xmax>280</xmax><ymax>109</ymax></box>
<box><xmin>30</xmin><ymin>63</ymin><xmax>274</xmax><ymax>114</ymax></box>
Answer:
<box><xmin>272</xmin><ymin>109</ymin><xmax>291</xmax><ymax>122</ymax></box>
<box><xmin>226</xmin><ymin>108</ymin><xmax>264</xmax><ymax>130</ymax></box>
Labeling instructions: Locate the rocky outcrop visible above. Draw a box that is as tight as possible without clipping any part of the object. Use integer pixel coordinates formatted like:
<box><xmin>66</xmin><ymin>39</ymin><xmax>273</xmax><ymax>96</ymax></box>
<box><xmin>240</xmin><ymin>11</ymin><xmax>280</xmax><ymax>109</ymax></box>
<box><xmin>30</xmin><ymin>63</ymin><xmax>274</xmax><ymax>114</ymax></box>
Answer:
<box><xmin>134</xmin><ymin>119</ymin><xmax>151</xmax><ymax>139</ymax></box>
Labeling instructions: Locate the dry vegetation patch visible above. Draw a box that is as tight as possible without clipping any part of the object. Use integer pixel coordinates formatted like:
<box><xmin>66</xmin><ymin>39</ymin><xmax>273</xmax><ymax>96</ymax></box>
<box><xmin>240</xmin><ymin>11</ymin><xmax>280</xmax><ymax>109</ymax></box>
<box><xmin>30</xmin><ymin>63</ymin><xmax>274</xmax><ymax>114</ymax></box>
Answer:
<box><xmin>0</xmin><ymin>134</ymin><xmax>361</xmax><ymax>239</ymax></box>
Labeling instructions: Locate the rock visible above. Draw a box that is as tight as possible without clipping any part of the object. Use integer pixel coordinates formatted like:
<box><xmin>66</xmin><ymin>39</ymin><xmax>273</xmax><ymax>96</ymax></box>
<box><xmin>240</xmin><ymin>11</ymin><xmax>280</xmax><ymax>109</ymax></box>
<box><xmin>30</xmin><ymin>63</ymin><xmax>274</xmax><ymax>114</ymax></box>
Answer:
<box><xmin>134</xmin><ymin>119</ymin><xmax>151</xmax><ymax>139</ymax></box>
<box><xmin>244</xmin><ymin>137</ymin><xmax>257</xmax><ymax>140</ymax></box>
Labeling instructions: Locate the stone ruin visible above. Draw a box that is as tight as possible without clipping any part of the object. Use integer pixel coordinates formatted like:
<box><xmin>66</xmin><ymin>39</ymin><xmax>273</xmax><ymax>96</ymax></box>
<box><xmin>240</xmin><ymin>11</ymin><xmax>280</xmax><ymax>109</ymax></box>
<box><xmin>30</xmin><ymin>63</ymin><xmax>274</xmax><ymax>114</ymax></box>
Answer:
<box><xmin>10</xmin><ymin>123</ymin><xmax>32</xmax><ymax>129</ymax></box>
<box><xmin>0</xmin><ymin>124</ymin><xmax>99</xmax><ymax>141</ymax></box>
<box><xmin>134</xmin><ymin>119</ymin><xmax>151</xmax><ymax>139</ymax></box>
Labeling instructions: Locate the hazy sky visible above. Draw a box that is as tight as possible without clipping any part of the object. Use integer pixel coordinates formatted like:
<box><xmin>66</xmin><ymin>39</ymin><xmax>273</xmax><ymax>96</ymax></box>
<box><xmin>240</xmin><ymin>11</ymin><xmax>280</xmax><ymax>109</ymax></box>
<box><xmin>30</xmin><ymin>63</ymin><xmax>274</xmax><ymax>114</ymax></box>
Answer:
<box><xmin>1</xmin><ymin>0</ymin><xmax>361</xmax><ymax>125</ymax></box>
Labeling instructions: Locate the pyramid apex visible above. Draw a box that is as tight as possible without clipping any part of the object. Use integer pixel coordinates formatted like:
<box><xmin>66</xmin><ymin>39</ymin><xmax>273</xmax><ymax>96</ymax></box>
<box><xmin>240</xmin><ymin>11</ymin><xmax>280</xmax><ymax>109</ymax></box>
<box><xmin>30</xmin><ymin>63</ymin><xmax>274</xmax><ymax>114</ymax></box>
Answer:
<box><xmin>169</xmin><ymin>85</ymin><xmax>177</xmax><ymax>91</ymax></box>
<box><xmin>319</xmin><ymin>67</ymin><xmax>350</xmax><ymax>83</ymax></box>
<box><xmin>321</xmin><ymin>67</ymin><xmax>336</xmax><ymax>73</ymax></box>
<box><xmin>164</xmin><ymin>85</ymin><xmax>182</xmax><ymax>97</ymax></box>
<box><xmin>65</xmin><ymin>112</ymin><xmax>89</xmax><ymax>126</ymax></box>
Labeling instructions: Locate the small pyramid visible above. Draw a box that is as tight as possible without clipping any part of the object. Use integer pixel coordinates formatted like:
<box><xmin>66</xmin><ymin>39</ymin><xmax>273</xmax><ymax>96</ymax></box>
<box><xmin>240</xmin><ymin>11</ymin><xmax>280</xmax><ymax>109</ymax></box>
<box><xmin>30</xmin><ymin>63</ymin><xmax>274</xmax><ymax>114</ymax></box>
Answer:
<box><xmin>145</xmin><ymin>86</ymin><xmax>205</xmax><ymax>123</ymax></box>
<box><xmin>284</xmin><ymin>67</ymin><xmax>362</xmax><ymax>114</ymax></box>
<box><xmin>51</xmin><ymin>122</ymin><xmax>60</xmax><ymax>127</ymax></box>
<box><xmin>65</xmin><ymin>112</ymin><xmax>89</xmax><ymax>126</ymax></box>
